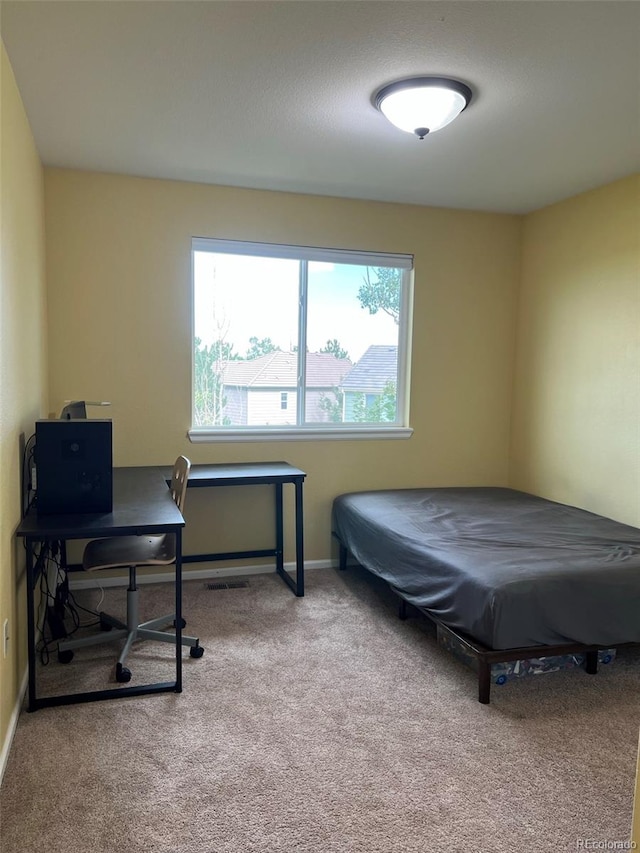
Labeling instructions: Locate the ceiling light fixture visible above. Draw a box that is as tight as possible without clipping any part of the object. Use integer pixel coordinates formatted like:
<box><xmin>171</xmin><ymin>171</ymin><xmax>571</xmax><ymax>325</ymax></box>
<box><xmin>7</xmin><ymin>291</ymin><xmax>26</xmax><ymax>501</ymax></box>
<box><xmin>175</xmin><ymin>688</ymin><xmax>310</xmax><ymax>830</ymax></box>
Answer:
<box><xmin>374</xmin><ymin>76</ymin><xmax>473</xmax><ymax>140</ymax></box>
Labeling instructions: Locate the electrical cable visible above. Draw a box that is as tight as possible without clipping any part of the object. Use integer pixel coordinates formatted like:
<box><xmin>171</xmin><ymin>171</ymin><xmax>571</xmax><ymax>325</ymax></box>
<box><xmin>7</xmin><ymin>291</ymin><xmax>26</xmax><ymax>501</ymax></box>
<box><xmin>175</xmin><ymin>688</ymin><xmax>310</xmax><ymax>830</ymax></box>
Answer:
<box><xmin>66</xmin><ymin>588</ymin><xmax>101</xmax><ymax>628</ymax></box>
<box><xmin>32</xmin><ymin>536</ymin><xmax>108</xmax><ymax>664</ymax></box>
<box><xmin>35</xmin><ymin>542</ymin><xmax>56</xmax><ymax>665</ymax></box>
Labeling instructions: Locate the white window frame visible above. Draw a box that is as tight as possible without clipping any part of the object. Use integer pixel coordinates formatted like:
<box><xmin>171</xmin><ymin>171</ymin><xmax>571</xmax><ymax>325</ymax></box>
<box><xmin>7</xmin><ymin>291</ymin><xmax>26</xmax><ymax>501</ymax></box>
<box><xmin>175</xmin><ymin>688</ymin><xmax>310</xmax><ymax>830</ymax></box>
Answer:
<box><xmin>189</xmin><ymin>237</ymin><xmax>414</xmax><ymax>443</ymax></box>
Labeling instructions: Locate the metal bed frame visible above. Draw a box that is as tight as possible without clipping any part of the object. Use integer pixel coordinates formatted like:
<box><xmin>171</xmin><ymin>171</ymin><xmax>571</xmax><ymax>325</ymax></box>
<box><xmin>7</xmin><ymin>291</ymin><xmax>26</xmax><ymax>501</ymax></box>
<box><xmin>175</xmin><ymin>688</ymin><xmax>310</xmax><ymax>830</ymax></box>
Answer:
<box><xmin>335</xmin><ymin>535</ymin><xmax>609</xmax><ymax>704</ymax></box>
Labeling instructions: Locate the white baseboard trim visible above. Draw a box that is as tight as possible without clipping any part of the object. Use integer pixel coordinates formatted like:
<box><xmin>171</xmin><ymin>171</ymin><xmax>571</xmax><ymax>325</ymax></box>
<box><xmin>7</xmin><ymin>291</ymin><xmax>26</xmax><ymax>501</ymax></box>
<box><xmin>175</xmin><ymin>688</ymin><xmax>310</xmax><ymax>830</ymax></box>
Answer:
<box><xmin>68</xmin><ymin>559</ymin><xmax>335</xmax><ymax>590</ymax></box>
<box><xmin>0</xmin><ymin>667</ymin><xmax>28</xmax><ymax>788</ymax></box>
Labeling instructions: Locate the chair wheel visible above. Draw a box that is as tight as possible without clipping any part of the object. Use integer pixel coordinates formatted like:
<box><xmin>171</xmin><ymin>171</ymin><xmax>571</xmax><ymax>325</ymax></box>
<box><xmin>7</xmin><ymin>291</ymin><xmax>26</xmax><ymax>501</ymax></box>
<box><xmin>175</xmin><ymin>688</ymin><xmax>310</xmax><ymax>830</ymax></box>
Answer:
<box><xmin>174</xmin><ymin>618</ymin><xmax>187</xmax><ymax>630</ymax></box>
<box><xmin>190</xmin><ymin>643</ymin><xmax>204</xmax><ymax>659</ymax></box>
<box><xmin>116</xmin><ymin>663</ymin><xmax>132</xmax><ymax>683</ymax></box>
<box><xmin>58</xmin><ymin>649</ymin><xmax>74</xmax><ymax>664</ymax></box>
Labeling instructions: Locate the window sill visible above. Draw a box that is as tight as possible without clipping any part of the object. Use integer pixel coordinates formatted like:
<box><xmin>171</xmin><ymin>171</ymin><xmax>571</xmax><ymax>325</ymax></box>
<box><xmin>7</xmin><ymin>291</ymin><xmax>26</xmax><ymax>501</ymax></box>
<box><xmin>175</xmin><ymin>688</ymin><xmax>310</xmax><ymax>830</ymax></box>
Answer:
<box><xmin>188</xmin><ymin>426</ymin><xmax>414</xmax><ymax>443</ymax></box>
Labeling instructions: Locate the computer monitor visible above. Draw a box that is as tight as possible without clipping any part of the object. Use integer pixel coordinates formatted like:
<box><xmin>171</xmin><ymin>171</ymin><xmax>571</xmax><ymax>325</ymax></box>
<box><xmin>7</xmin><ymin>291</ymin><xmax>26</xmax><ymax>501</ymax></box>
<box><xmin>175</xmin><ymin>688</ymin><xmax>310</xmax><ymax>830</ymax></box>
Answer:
<box><xmin>35</xmin><ymin>419</ymin><xmax>113</xmax><ymax>514</ymax></box>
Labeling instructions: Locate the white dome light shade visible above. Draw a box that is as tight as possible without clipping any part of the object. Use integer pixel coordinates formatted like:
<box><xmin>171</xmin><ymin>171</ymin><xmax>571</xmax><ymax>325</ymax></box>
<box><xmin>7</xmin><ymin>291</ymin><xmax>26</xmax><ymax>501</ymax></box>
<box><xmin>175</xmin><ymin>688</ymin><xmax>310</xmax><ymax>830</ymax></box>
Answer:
<box><xmin>375</xmin><ymin>77</ymin><xmax>472</xmax><ymax>139</ymax></box>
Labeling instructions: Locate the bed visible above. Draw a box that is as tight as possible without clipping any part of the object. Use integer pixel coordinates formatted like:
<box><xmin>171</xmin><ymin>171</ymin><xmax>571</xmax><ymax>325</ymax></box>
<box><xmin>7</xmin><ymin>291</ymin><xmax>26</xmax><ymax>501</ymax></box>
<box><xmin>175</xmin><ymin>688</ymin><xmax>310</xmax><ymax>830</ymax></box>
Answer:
<box><xmin>331</xmin><ymin>487</ymin><xmax>640</xmax><ymax>703</ymax></box>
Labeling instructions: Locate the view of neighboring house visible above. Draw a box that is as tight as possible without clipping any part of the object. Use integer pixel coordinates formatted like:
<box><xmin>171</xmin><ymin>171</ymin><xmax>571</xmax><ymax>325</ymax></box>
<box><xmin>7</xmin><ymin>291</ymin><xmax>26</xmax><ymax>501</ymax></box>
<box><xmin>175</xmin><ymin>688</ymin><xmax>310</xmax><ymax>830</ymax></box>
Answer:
<box><xmin>216</xmin><ymin>345</ymin><xmax>398</xmax><ymax>426</ymax></box>
<box><xmin>220</xmin><ymin>351</ymin><xmax>352</xmax><ymax>425</ymax></box>
<box><xmin>341</xmin><ymin>345</ymin><xmax>398</xmax><ymax>421</ymax></box>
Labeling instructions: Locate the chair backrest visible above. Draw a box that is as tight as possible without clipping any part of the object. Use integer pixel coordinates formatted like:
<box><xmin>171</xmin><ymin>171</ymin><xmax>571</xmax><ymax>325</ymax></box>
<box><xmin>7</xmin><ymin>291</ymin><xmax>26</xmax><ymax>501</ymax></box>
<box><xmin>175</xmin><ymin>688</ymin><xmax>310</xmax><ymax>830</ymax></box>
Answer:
<box><xmin>170</xmin><ymin>455</ymin><xmax>191</xmax><ymax>513</ymax></box>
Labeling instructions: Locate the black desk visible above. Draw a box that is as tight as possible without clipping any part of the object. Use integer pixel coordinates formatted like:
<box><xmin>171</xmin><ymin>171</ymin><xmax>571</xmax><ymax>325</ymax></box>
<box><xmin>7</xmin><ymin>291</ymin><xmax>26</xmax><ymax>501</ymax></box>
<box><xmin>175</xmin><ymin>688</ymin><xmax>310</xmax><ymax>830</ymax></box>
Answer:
<box><xmin>167</xmin><ymin>462</ymin><xmax>306</xmax><ymax>597</ymax></box>
<box><xmin>16</xmin><ymin>467</ymin><xmax>185</xmax><ymax>711</ymax></box>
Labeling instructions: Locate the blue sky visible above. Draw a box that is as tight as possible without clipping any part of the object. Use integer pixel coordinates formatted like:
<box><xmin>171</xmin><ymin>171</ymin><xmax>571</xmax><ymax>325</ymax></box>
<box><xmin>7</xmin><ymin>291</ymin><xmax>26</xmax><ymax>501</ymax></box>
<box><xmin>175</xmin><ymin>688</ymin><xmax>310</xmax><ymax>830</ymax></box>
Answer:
<box><xmin>193</xmin><ymin>252</ymin><xmax>399</xmax><ymax>363</ymax></box>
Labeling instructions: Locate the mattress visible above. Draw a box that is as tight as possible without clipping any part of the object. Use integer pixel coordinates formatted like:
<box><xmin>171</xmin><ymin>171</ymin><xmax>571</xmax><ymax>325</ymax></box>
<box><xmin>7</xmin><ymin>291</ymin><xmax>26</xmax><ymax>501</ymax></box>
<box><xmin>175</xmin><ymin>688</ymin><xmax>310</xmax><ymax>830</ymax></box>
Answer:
<box><xmin>332</xmin><ymin>487</ymin><xmax>640</xmax><ymax>650</ymax></box>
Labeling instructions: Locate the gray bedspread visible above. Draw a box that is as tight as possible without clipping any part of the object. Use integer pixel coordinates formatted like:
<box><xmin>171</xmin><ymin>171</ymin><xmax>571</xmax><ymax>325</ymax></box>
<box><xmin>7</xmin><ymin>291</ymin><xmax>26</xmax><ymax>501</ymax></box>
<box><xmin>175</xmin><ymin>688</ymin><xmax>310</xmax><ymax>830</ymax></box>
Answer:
<box><xmin>332</xmin><ymin>487</ymin><xmax>640</xmax><ymax>649</ymax></box>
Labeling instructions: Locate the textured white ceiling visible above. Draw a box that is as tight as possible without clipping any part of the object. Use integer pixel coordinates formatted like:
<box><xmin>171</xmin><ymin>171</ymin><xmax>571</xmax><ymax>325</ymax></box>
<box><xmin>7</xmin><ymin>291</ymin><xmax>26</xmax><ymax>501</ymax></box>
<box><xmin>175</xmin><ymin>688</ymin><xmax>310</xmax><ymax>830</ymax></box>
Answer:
<box><xmin>2</xmin><ymin>1</ymin><xmax>639</xmax><ymax>213</ymax></box>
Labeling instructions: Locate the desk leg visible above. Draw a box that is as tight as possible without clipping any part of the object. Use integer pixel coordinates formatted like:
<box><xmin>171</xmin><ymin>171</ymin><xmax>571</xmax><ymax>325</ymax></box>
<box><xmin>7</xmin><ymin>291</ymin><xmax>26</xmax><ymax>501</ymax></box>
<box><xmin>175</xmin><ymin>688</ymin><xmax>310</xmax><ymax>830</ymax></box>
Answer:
<box><xmin>274</xmin><ymin>481</ymin><xmax>304</xmax><ymax>597</ymax></box>
<box><xmin>295</xmin><ymin>480</ymin><xmax>304</xmax><ymax>597</ymax></box>
<box><xmin>26</xmin><ymin>539</ymin><xmax>37</xmax><ymax>712</ymax></box>
<box><xmin>175</xmin><ymin>528</ymin><xmax>183</xmax><ymax>693</ymax></box>
<box><xmin>275</xmin><ymin>483</ymin><xmax>284</xmax><ymax>575</ymax></box>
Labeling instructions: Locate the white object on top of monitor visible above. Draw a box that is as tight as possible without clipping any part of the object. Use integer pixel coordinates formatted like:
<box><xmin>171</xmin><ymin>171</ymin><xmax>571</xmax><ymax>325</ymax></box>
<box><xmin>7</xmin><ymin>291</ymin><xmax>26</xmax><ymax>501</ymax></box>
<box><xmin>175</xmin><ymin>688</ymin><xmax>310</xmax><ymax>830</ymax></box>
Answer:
<box><xmin>59</xmin><ymin>400</ymin><xmax>111</xmax><ymax>419</ymax></box>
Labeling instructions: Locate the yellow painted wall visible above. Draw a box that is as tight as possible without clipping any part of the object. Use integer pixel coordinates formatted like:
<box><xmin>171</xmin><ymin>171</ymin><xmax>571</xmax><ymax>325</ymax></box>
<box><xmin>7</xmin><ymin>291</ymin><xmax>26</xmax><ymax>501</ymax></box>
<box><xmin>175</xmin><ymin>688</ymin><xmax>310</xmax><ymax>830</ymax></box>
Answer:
<box><xmin>512</xmin><ymin>176</ymin><xmax>640</xmax><ymax>840</ymax></box>
<box><xmin>43</xmin><ymin>169</ymin><xmax>522</xmax><ymax>563</ymax></box>
<box><xmin>0</xmin><ymin>43</ymin><xmax>47</xmax><ymax>764</ymax></box>
<box><xmin>511</xmin><ymin>175</ymin><xmax>640</xmax><ymax>525</ymax></box>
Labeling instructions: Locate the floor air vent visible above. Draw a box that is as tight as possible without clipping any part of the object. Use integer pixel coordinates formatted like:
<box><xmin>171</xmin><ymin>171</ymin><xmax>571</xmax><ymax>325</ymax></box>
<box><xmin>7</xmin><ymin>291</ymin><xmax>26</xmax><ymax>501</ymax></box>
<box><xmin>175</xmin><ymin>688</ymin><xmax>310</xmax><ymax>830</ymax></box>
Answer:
<box><xmin>205</xmin><ymin>581</ymin><xmax>250</xmax><ymax>590</ymax></box>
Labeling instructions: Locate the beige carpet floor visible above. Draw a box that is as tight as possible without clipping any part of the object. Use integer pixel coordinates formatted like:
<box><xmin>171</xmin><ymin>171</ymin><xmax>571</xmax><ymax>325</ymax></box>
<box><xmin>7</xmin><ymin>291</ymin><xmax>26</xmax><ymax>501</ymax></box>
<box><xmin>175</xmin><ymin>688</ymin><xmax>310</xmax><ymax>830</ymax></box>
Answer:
<box><xmin>1</xmin><ymin>566</ymin><xmax>639</xmax><ymax>853</ymax></box>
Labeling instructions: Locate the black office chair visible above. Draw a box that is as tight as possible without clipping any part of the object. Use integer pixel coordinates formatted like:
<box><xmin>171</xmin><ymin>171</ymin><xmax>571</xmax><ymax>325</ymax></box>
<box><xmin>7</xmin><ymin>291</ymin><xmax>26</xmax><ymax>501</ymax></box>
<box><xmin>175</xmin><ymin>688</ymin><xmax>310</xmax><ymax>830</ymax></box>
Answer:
<box><xmin>58</xmin><ymin>455</ymin><xmax>204</xmax><ymax>683</ymax></box>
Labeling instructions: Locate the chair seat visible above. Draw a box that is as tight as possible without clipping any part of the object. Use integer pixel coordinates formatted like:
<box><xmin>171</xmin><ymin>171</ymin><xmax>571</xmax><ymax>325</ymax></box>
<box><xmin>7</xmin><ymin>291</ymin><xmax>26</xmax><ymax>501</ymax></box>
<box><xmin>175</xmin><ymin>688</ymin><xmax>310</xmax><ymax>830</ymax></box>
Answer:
<box><xmin>83</xmin><ymin>533</ymin><xmax>176</xmax><ymax>571</ymax></box>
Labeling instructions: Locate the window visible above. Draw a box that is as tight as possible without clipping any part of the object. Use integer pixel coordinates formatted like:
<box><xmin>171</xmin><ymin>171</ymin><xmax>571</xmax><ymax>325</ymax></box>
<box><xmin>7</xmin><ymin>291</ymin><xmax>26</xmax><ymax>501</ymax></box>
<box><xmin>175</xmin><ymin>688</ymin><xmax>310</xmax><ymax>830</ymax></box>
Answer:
<box><xmin>190</xmin><ymin>238</ymin><xmax>413</xmax><ymax>441</ymax></box>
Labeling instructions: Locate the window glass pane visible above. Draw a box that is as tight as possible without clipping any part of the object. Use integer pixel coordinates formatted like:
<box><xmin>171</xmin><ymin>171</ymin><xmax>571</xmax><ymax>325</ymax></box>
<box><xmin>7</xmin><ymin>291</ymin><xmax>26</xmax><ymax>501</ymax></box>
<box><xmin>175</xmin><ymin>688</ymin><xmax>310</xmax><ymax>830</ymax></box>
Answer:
<box><xmin>193</xmin><ymin>251</ymin><xmax>299</xmax><ymax>427</ymax></box>
<box><xmin>192</xmin><ymin>239</ymin><xmax>411</xmax><ymax>433</ymax></box>
<box><xmin>305</xmin><ymin>262</ymin><xmax>400</xmax><ymax>424</ymax></box>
